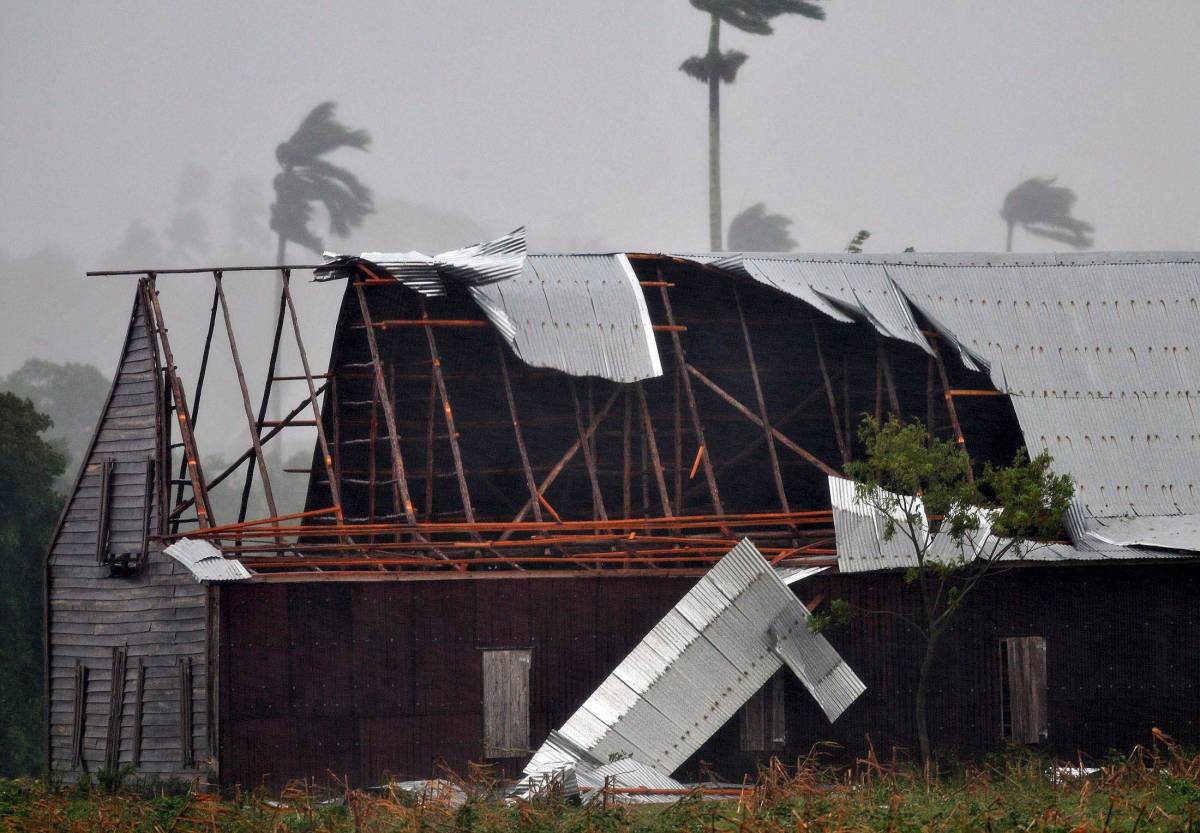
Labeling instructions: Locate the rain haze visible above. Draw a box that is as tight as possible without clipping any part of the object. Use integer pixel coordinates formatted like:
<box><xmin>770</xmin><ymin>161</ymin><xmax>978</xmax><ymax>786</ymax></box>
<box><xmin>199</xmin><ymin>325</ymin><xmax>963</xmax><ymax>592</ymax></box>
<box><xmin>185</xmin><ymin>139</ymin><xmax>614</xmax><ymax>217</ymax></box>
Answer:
<box><xmin>2</xmin><ymin>0</ymin><xmax>1199</xmax><ymax>456</ymax></box>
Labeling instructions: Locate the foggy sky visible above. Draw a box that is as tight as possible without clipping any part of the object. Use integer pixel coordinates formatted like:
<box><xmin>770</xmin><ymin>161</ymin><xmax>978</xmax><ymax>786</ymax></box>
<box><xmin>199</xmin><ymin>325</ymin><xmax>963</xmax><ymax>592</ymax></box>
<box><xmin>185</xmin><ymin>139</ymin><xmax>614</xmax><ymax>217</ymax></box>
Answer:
<box><xmin>3</xmin><ymin>1</ymin><xmax>1200</xmax><ymax>391</ymax></box>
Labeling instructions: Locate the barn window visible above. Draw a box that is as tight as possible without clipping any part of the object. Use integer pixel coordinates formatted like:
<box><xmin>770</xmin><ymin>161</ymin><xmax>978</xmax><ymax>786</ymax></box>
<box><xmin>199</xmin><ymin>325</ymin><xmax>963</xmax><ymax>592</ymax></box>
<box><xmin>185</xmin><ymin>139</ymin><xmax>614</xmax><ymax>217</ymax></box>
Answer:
<box><xmin>740</xmin><ymin>671</ymin><xmax>786</xmax><ymax>751</ymax></box>
<box><xmin>482</xmin><ymin>649</ymin><xmax>530</xmax><ymax>758</ymax></box>
<box><xmin>999</xmin><ymin>636</ymin><xmax>1047</xmax><ymax>744</ymax></box>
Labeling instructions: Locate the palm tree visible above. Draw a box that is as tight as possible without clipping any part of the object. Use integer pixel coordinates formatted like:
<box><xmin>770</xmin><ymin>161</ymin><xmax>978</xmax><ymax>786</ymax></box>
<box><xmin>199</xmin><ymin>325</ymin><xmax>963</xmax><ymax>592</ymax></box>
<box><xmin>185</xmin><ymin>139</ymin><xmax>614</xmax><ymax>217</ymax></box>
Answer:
<box><xmin>1000</xmin><ymin>176</ymin><xmax>1094</xmax><ymax>252</ymax></box>
<box><xmin>270</xmin><ymin>101</ymin><xmax>374</xmax><ymax>264</ymax></box>
<box><xmin>727</xmin><ymin>202</ymin><xmax>796</xmax><ymax>251</ymax></box>
<box><xmin>267</xmin><ymin>102</ymin><xmax>373</xmax><ymax>469</ymax></box>
<box><xmin>680</xmin><ymin>0</ymin><xmax>826</xmax><ymax>250</ymax></box>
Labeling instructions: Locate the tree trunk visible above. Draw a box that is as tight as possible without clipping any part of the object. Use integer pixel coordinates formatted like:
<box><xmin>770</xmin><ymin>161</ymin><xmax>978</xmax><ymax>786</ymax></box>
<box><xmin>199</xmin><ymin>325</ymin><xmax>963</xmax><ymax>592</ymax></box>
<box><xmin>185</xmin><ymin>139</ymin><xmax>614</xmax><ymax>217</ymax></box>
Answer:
<box><xmin>1005</xmin><ymin>220</ymin><xmax>1014</xmax><ymax>253</ymax></box>
<box><xmin>707</xmin><ymin>14</ymin><xmax>722</xmax><ymax>252</ymax></box>
<box><xmin>914</xmin><ymin>630</ymin><xmax>941</xmax><ymax>768</ymax></box>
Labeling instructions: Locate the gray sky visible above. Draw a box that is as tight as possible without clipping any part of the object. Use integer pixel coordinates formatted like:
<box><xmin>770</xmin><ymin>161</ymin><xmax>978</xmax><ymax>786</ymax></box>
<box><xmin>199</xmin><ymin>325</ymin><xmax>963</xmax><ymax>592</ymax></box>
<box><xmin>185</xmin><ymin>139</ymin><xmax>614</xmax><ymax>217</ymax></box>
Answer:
<box><xmin>3</xmin><ymin>0</ymin><xmax>1199</xmax><ymax>437</ymax></box>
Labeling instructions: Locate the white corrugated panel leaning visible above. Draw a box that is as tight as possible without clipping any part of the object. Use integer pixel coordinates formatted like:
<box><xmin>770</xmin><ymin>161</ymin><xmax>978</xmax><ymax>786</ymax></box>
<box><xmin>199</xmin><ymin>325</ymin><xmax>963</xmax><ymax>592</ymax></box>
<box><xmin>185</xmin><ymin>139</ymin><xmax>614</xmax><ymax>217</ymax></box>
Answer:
<box><xmin>520</xmin><ymin>539</ymin><xmax>864</xmax><ymax>782</ymax></box>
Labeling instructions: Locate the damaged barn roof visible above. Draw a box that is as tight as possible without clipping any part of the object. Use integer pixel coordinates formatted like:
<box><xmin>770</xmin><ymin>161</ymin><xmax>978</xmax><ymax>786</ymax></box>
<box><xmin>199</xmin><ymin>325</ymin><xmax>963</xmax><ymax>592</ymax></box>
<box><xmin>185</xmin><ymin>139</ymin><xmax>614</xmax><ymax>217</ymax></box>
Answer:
<box><xmin>670</xmin><ymin>252</ymin><xmax>1200</xmax><ymax>559</ymax></box>
<box><xmin>94</xmin><ymin>240</ymin><xmax>1200</xmax><ymax>566</ymax></box>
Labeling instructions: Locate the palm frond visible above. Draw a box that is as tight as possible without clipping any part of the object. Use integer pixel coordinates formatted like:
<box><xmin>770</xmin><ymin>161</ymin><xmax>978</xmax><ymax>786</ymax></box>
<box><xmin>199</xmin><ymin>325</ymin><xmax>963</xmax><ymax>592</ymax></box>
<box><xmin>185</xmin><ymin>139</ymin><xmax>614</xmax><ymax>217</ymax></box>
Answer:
<box><xmin>271</xmin><ymin>102</ymin><xmax>374</xmax><ymax>252</ymax></box>
<box><xmin>845</xmin><ymin>229</ymin><xmax>871</xmax><ymax>254</ymax></box>
<box><xmin>275</xmin><ymin>101</ymin><xmax>371</xmax><ymax>168</ymax></box>
<box><xmin>691</xmin><ymin>0</ymin><xmax>826</xmax><ymax>34</ymax></box>
<box><xmin>1000</xmin><ymin>177</ymin><xmax>1095</xmax><ymax>250</ymax></box>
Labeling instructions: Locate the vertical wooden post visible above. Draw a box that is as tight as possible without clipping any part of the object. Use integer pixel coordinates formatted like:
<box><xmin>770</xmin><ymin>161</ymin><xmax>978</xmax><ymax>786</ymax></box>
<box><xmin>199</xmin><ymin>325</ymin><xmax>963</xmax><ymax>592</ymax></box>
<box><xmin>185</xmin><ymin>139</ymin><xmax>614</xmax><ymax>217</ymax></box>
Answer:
<box><xmin>495</xmin><ymin>336</ymin><xmax>543</xmax><ymax>523</ymax></box>
<box><xmin>811</xmin><ymin>320</ymin><xmax>850</xmax><ymax>465</ymax></box>
<box><xmin>877</xmin><ymin>337</ymin><xmax>901</xmax><ymax>414</ymax></box>
<box><xmin>239</xmin><ymin>283</ymin><xmax>286</xmax><ymax>524</ymax></box>
<box><xmin>286</xmin><ymin>272</ymin><xmax>347</xmax><ymax>520</ymax></box>
<box><xmin>213</xmin><ymin>272</ymin><xmax>279</xmax><ymax>520</ymax></box>
<box><xmin>930</xmin><ymin>338</ymin><xmax>973</xmax><ymax>482</ymax></box>
<box><xmin>179</xmin><ymin>286</ymin><xmax>218</xmax><ymax>524</ymax></box>
<box><xmin>142</xmin><ymin>278</ymin><xmax>212</xmax><ymax>527</ymax></box>
<box><xmin>424</xmin><ymin>367</ymin><xmax>437</xmax><ymax>519</ymax></box>
<box><xmin>354</xmin><ymin>280</ymin><xmax>413</xmax><ymax>523</ymax></box>
<box><xmin>368</xmin><ymin>373</ymin><xmax>379</xmax><ymax>523</ymax></box>
<box><xmin>419</xmin><ymin>299</ymin><xmax>477</xmax><ymax>526</ymax></box>
<box><xmin>658</xmin><ymin>278</ymin><xmax>725</xmax><ymax>516</ymax></box>
<box><xmin>673</xmin><ymin>369</ymin><xmax>683</xmax><ymax>514</ymax></box>
<box><xmin>636</xmin><ymin>383</ymin><xmax>673</xmax><ymax>518</ymax></box>
<box><xmin>734</xmin><ymin>287</ymin><xmax>789</xmax><ymax>513</ymax></box>
<box><xmin>570</xmin><ymin>380</ymin><xmax>609</xmax><ymax>523</ymax></box>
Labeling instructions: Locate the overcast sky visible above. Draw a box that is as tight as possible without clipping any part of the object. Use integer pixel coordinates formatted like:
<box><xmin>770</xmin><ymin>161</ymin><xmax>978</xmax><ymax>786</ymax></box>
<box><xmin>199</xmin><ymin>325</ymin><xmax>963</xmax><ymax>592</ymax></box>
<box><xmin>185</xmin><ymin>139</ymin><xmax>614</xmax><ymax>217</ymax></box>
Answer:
<box><xmin>3</xmin><ymin>1</ymin><xmax>1199</xmax><ymax>425</ymax></box>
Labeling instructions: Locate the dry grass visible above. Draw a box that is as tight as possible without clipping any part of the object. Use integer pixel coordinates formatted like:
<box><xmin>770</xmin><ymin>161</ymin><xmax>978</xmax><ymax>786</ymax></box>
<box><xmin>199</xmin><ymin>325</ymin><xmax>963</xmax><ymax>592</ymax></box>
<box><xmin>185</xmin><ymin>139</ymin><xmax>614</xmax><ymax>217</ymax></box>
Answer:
<box><xmin>2</xmin><ymin>733</ymin><xmax>1198</xmax><ymax>833</ymax></box>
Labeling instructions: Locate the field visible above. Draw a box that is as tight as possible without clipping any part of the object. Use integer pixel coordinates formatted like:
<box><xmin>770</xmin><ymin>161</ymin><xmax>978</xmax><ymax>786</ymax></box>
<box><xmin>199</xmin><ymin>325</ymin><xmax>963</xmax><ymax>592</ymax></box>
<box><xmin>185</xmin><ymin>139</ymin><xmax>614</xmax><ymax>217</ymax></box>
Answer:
<box><xmin>1</xmin><ymin>739</ymin><xmax>1198</xmax><ymax>833</ymax></box>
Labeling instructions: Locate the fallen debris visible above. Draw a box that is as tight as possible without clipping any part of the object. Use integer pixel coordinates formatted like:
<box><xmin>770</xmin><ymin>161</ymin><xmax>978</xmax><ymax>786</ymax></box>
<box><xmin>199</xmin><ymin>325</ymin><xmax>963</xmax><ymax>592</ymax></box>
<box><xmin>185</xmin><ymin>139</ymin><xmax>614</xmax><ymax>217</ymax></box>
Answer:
<box><xmin>517</xmin><ymin>539</ymin><xmax>864</xmax><ymax>797</ymax></box>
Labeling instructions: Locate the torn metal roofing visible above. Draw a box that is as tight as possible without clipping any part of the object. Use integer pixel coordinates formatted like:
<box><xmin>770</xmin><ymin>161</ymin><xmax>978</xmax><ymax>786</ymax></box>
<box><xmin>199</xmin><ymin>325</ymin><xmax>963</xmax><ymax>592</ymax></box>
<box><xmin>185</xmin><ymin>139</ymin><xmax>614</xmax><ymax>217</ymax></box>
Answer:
<box><xmin>522</xmin><ymin>539</ymin><xmax>863</xmax><ymax>780</ymax></box>
<box><xmin>517</xmin><ymin>732</ymin><xmax>684</xmax><ymax>804</ymax></box>
<box><xmin>163</xmin><ymin>538</ymin><xmax>251</xmax><ymax>582</ymax></box>
<box><xmin>470</xmin><ymin>253</ymin><xmax>662</xmax><ymax>382</ymax></box>
<box><xmin>665</xmin><ymin>252</ymin><xmax>1200</xmax><ymax>553</ymax></box>
<box><xmin>315</xmin><ymin>227</ymin><xmax>526</xmax><ymax>298</ymax></box>
<box><xmin>828</xmin><ymin>476</ymin><xmax>1177</xmax><ymax>572</ymax></box>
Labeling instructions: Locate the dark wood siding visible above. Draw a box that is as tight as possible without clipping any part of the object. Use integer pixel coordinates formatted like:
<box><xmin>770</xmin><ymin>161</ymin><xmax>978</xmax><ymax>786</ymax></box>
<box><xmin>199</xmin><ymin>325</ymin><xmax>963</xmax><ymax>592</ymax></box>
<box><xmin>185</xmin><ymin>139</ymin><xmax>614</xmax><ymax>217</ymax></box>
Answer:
<box><xmin>45</xmin><ymin>295</ymin><xmax>209</xmax><ymax>780</ymax></box>
<box><xmin>219</xmin><ymin>576</ymin><xmax>695</xmax><ymax>790</ymax></box>
<box><xmin>219</xmin><ymin>563</ymin><xmax>1200</xmax><ymax>790</ymax></box>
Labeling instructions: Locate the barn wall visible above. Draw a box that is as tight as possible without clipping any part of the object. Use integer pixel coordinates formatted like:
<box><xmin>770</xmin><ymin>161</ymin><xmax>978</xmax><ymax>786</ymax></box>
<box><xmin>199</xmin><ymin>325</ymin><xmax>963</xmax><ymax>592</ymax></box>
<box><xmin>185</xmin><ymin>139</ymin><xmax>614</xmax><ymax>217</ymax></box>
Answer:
<box><xmin>786</xmin><ymin>562</ymin><xmax>1200</xmax><ymax>763</ymax></box>
<box><xmin>218</xmin><ymin>562</ymin><xmax>1199</xmax><ymax>790</ymax></box>
<box><xmin>218</xmin><ymin>576</ymin><xmax>694</xmax><ymax>790</ymax></box>
<box><xmin>45</xmin><ymin>294</ymin><xmax>210</xmax><ymax>781</ymax></box>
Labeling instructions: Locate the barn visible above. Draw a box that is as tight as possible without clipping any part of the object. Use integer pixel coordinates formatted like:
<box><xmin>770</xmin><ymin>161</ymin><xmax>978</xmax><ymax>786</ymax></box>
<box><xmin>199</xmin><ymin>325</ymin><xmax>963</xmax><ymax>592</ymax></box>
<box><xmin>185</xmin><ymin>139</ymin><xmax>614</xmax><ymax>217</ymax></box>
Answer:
<box><xmin>45</xmin><ymin>236</ymin><xmax>1200</xmax><ymax>789</ymax></box>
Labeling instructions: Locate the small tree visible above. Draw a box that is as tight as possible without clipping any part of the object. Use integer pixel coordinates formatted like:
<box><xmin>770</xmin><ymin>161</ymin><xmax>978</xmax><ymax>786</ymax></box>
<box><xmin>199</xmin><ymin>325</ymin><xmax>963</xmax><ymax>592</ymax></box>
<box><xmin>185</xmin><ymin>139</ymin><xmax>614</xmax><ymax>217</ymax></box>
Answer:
<box><xmin>840</xmin><ymin>416</ymin><xmax>1073</xmax><ymax>766</ymax></box>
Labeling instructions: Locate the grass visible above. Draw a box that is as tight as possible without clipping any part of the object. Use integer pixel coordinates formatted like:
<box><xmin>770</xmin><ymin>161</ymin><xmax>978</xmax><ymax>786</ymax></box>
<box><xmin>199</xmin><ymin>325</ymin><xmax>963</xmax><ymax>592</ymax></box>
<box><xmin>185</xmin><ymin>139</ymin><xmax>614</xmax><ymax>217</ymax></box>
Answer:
<box><xmin>0</xmin><ymin>735</ymin><xmax>1197</xmax><ymax>833</ymax></box>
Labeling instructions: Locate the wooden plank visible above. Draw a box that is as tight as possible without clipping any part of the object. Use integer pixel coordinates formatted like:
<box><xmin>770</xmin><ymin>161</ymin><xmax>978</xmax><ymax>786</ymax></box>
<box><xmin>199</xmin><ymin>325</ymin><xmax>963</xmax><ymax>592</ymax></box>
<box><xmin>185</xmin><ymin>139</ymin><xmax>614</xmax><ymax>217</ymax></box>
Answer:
<box><xmin>104</xmin><ymin>647</ymin><xmax>127</xmax><ymax>770</ymax></box>
<box><xmin>131</xmin><ymin>660</ymin><xmax>145</xmax><ymax>767</ymax></box>
<box><xmin>1005</xmin><ymin>636</ymin><xmax>1047</xmax><ymax>744</ymax></box>
<box><xmin>481</xmin><ymin>649</ymin><xmax>530</xmax><ymax>758</ymax></box>
<box><xmin>178</xmin><ymin>657</ymin><xmax>193</xmax><ymax>767</ymax></box>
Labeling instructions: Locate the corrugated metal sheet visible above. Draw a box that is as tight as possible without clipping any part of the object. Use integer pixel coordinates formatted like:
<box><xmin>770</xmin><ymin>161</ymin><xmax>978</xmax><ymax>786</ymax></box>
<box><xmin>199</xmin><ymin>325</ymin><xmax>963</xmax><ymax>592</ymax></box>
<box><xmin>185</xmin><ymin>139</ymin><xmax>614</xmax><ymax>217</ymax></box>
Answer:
<box><xmin>522</xmin><ymin>540</ymin><xmax>863</xmax><ymax>779</ymax></box>
<box><xmin>775</xmin><ymin>565</ymin><xmax>828</xmax><ymax>585</ymax></box>
<box><xmin>884</xmin><ymin>255</ymin><xmax>1200</xmax><ymax>523</ymax></box>
<box><xmin>471</xmin><ymin>253</ymin><xmax>662</xmax><ymax>382</ymax></box>
<box><xmin>164</xmin><ymin>538</ymin><xmax>251</xmax><ymax>582</ymax></box>
<box><xmin>676</xmin><ymin>252</ymin><xmax>1200</xmax><ymax>552</ymax></box>
<box><xmin>517</xmin><ymin>732</ymin><xmax>685</xmax><ymax>804</ymax></box>
<box><xmin>315</xmin><ymin>227</ymin><xmax>526</xmax><ymax>298</ymax></box>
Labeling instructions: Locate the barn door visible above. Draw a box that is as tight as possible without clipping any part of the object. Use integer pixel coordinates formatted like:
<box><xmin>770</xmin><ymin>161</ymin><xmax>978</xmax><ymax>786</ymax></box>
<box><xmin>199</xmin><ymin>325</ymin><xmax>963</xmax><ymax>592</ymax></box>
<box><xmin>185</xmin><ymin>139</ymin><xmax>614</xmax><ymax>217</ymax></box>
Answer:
<box><xmin>482</xmin><ymin>649</ymin><xmax>531</xmax><ymax>758</ymax></box>
<box><xmin>1000</xmin><ymin>636</ymin><xmax>1047</xmax><ymax>744</ymax></box>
